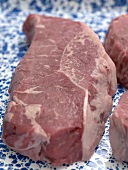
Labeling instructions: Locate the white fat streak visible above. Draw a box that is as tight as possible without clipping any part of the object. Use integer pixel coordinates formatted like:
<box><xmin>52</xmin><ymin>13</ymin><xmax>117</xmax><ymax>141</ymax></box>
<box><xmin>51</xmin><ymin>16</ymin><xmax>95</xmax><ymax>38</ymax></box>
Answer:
<box><xmin>25</xmin><ymin>104</ymin><xmax>41</xmax><ymax>119</ymax></box>
<box><xmin>36</xmin><ymin>24</ymin><xmax>45</xmax><ymax>29</ymax></box>
<box><xmin>59</xmin><ymin>70</ymin><xmax>89</xmax><ymax>159</ymax></box>
<box><xmin>44</xmin><ymin>65</ymin><xmax>50</xmax><ymax>69</ymax></box>
<box><xmin>81</xmin><ymin>89</ymin><xmax>88</xmax><ymax>159</ymax></box>
<box><xmin>49</xmin><ymin>39</ymin><xmax>55</xmax><ymax>43</ymax></box>
<box><xmin>60</xmin><ymin>31</ymin><xmax>86</xmax><ymax>67</ymax></box>
<box><xmin>26</xmin><ymin>104</ymin><xmax>50</xmax><ymax>148</ymax></box>
<box><xmin>15</xmin><ymin>86</ymin><xmax>43</xmax><ymax>94</ymax></box>
<box><xmin>73</xmin><ymin>31</ymin><xmax>87</xmax><ymax>45</ymax></box>
<box><xmin>14</xmin><ymin>132</ymin><xmax>29</xmax><ymax>149</ymax></box>
<box><xmin>38</xmin><ymin>54</ymin><xmax>48</xmax><ymax>57</ymax></box>
<box><xmin>81</xmin><ymin>57</ymin><xmax>113</xmax><ymax>160</ymax></box>
<box><xmin>24</xmin><ymin>87</ymin><xmax>43</xmax><ymax>94</ymax></box>
<box><xmin>13</xmin><ymin>96</ymin><xmax>27</xmax><ymax>106</ymax></box>
<box><xmin>60</xmin><ymin>70</ymin><xmax>85</xmax><ymax>91</ymax></box>
<box><xmin>90</xmin><ymin>57</ymin><xmax>112</xmax><ymax>112</ymax></box>
<box><xmin>13</xmin><ymin>103</ymin><xmax>49</xmax><ymax>150</ymax></box>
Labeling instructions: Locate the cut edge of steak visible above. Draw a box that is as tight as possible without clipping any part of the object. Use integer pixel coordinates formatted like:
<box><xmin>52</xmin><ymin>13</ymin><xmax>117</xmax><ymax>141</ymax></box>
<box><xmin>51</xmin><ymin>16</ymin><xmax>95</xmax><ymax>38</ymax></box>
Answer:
<box><xmin>2</xmin><ymin>14</ymin><xmax>117</xmax><ymax>166</ymax></box>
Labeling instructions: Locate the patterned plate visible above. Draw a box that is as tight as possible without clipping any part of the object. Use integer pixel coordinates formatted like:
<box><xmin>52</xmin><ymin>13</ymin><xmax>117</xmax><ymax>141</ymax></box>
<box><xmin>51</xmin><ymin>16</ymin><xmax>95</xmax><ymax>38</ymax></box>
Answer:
<box><xmin>0</xmin><ymin>0</ymin><xmax>128</xmax><ymax>169</ymax></box>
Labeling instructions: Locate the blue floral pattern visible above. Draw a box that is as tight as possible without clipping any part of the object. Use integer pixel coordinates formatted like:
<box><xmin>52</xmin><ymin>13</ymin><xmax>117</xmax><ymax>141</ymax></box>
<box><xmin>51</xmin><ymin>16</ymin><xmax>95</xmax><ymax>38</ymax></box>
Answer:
<box><xmin>0</xmin><ymin>0</ymin><xmax>128</xmax><ymax>169</ymax></box>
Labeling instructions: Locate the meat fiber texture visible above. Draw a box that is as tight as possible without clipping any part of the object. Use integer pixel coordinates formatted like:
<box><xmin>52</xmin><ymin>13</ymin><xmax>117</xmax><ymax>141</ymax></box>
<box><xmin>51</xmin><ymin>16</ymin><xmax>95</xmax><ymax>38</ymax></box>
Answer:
<box><xmin>109</xmin><ymin>91</ymin><xmax>128</xmax><ymax>161</ymax></box>
<box><xmin>104</xmin><ymin>14</ymin><xmax>128</xmax><ymax>88</ymax></box>
<box><xmin>2</xmin><ymin>14</ymin><xmax>117</xmax><ymax>166</ymax></box>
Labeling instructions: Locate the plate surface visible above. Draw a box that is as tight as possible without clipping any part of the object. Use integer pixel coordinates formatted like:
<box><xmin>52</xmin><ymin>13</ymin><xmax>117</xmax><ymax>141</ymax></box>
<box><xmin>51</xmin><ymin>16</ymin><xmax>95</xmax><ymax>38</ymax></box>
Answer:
<box><xmin>0</xmin><ymin>0</ymin><xmax>128</xmax><ymax>169</ymax></box>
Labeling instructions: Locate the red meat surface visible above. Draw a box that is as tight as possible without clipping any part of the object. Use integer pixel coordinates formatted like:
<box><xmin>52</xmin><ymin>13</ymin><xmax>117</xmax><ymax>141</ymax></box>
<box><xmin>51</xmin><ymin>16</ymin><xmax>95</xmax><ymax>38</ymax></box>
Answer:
<box><xmin>2</xmin><ymin>14</ymin><xmax>117</xmax><ymax>166</ymax></box>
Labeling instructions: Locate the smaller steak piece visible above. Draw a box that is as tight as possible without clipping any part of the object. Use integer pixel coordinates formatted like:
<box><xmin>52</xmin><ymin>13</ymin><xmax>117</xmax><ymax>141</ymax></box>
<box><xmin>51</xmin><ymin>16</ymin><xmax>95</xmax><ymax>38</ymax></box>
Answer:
<box><xmin>109</xmin><ymin>91</ymin><xmax>128</xmax><ymax>161</ymax></box>
<box><xmin>104</xmin><ymin>14</ymin><xmax>128</xmax><ymax>88</ymax></box>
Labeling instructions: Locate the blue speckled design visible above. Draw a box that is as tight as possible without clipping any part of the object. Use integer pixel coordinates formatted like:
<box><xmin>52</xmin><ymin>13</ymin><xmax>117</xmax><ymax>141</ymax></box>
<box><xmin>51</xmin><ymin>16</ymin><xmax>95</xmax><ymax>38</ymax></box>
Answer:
<box><xmin>0</xmin><ymin>0</ymin><xmax>128</xmax><ymax>169</ymax></box>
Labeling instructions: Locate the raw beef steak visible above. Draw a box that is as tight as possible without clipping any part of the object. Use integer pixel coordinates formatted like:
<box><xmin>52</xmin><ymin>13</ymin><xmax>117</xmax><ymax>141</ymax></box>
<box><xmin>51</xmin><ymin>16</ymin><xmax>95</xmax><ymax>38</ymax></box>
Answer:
<box><xmin>109</xmin><ymin>91</ymin><xmax>128</xmax><ymax>161</ymax></box>
<box><xmin>104</xmin><ymin>14</ymin><xmax>128</xmax><ymax>88</ymax></box>
<box><xmin>2</xmin><ymin>14</ymin><xmax>117</xmax><ymax>166</ymax></box>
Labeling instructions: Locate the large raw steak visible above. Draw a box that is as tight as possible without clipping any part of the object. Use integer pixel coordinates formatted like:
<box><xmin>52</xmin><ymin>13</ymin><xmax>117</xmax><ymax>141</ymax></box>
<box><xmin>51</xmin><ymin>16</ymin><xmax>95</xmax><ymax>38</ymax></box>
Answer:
<box><xmin>2</xmin><ymin>14</ymin><xmax>117</xmax><ymax>166</ymax></box>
